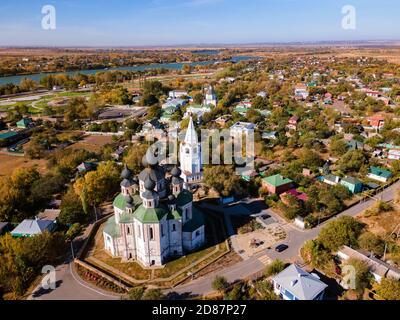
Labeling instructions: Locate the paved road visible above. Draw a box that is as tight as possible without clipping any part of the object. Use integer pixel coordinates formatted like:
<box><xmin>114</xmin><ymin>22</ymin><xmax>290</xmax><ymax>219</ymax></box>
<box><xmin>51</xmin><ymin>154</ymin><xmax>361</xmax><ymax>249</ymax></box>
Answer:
<box><xmin>32</xmin><ymin>181</ymin><xmax>400</xmax><ymax>299</ymax></box>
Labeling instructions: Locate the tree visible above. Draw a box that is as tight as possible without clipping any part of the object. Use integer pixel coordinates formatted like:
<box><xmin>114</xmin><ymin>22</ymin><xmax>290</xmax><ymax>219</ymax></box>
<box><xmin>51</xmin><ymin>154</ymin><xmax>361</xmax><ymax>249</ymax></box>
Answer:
<box><xmin>124</xmin><ymin>144</ymin><xmax>149</xmax><ymax>175</ymax></box>
<box><xmin>265</xmin><ymin>260</ymin><xmax>286</xmax><ymax>277</ymax></box>
<box><xmin>254</xmin><ymin>280</ymin><xmax>278</xmax><ymax>300</ymax></box>
<box><xmin>142</xmin><ymin>288</ymin><xmax>164</xmax><ymax>300</ymax></box>
<box><xmin>330</xmin><ymin>139</ymin><xmax>349</xmax><ymax>157</ymax></box>
<box><xmin>212</xmin><ymin>276</ymin><xmax>229</xmax><ymax>294</ymax></box>
<box><xmin>203</xmin><ymin>166</ymin><xmax>243</xmax><ymax>197</ymax></box>
<box><xmin>375</xmin><ymin>278</ymin><xmax>400</xmax><ymax>300</ymax></box>
<box><xmin>339</xmin><ymin>150</ymin><xmax>368</xmax><ymax>173</ymax></box>
<box><xmin>128</xmin><ymin>286</ymin><xmax>145</xmax><ymax>300</ymax></box>
<box><xmin>193</xmin><ymin>92</ymin><xmax>203</xmax><ymax>105</ymax></box>
<box><xmin>318</xmin><ymin>216</ymin><xmax>364</xmax><ymax>251</ymax></box>
<box><xmin>301</xmin><ymin>240</ymin><xmax>334</xmax><ymax>269</ymax></box>
<box><xmin>345</xmin><ymin>258</ymin><xmax>371</xmax><ymax>295</ymax></box>
<box><xmin>0</xmin><ymin>167</ymin><xmax>42</xmax><ymax>222</ymax></box>
<box><xmin>59</xmin><ymin>187</ymin><xmax>86</xmax><ymax>225</ymax></box>
<box><xmin>358</xmin><ymin>232</ymin><xmax>385</xmax><ymax>256</ymax></box>
<box><xmin>74</xmin><ymin>161</ymin><xmax>120</xmax><ymax>214</ymax></box>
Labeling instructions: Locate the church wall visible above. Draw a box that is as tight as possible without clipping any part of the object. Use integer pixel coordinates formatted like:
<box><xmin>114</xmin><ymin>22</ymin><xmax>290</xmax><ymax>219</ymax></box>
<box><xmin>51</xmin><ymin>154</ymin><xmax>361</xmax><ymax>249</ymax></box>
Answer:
<box><xmin>168</xmin><ymin>219</ymin><xmax>183</xmax><ymax>256</ymax></box>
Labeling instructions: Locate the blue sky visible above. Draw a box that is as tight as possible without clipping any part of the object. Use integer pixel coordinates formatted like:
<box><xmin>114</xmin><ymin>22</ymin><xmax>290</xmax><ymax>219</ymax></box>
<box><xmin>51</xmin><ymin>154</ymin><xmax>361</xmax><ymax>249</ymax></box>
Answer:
<box><xmin>0</xmin><ymin>0</ymin><xmax>399</xmax><ymax>46</ymax></box>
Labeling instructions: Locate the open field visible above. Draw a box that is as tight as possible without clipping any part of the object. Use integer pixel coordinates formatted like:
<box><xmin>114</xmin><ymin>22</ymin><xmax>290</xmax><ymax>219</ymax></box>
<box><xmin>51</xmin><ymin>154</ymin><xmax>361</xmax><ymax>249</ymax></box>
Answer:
<box><xmin>0</xmin><ymin>153</ymin><xmax>47</xmax><ymax>176</ymax></box>
<box><xmin>67</xmin><ymin>134</ymin><xmax>113</xmax><ymax>153</ymax></box>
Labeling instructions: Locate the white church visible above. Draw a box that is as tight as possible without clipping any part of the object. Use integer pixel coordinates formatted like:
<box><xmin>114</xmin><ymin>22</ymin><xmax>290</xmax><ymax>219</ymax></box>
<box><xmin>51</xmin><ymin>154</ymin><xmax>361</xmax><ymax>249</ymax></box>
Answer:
<box><xmin>103</xmin><ymin>117</ymin><xmax>205</xmax><ymax>267</ymax></box>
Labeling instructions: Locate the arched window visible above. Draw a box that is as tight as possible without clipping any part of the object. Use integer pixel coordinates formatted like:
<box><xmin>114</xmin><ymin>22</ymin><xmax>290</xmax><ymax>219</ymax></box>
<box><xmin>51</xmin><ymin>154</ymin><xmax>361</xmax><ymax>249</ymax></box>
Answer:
<box><xmin>127</xmin><ymin>227</ymin><xmax>130</xmax><ymax>235</ymax></box>
<box><xmin>161</xmin><ymin>225</ymin><xmax>164</xmax><ymax>237</ymax></box>
<box><xmin>172</xmin><ymin>224</ymin><xmax>176</xmax><ymax>232</ymax></box>
<box><xmin>186</xmin><ymin>148</ymin><xmax>190</xmax><ymax>154</ymax></box>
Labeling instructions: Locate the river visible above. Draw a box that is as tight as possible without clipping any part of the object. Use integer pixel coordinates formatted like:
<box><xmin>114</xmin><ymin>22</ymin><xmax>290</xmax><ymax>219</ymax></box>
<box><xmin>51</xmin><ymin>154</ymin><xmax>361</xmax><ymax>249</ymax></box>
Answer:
<box><xmin>0</xmin><ymin>56</ymin><xmax>255</xmax><ymax>86</ymax></box>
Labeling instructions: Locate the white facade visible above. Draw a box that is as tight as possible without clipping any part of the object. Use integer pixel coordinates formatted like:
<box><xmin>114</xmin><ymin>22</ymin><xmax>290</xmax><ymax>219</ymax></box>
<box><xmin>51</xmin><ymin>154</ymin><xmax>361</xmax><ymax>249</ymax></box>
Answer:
<box><xmin>169</xmin><ymin>90</ymin><xmax>188</xmax><ymax>99</ymax></box>
<box><xmin>230</xmin><ymin>122</ymin><xmax>255</xmax><ymax>138</ymax></box>
<box><xmin>180</xmin><ymin>116</ymin><xmax>203</xmax><ymax>185</ymax></box>
<box><xmin>103</xmin><ymin>164</ymin><xmax>205</xmax><ymax>267</ymax></box>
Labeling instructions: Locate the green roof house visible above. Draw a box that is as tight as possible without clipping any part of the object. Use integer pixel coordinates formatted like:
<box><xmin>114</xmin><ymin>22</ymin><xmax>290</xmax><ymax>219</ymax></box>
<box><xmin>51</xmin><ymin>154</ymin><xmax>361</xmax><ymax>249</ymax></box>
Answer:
<box><xmin>367</xmin><ymin>166</ymin><xmax>392</xmax><ymax>183</ymax></box>
<box><xmin>340</xmin><ymin>176</ymin><xmax>363</xmax><ymax>194</ymax></box>
<box><xmin>16</xmin><ymin>118</ymin><xmax>34</xmax><ymax>129</ymax></box>
<box><xmin>262</xmin><ymin>174</ymin><xmax>293</xmax><ymax>195</ymax></box>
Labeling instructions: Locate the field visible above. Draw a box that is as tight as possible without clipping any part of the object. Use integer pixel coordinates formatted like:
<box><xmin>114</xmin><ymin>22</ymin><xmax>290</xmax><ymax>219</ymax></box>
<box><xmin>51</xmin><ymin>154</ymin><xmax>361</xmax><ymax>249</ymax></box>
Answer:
<box><xmin>67</xmin><ymin>134</ymin><xmax>113</xmax><ymax>153</ymax></box>
<box><xmin>0</xmin><ymin>153</ymin><xmax>47</xmax><ymax>176</ymax></box>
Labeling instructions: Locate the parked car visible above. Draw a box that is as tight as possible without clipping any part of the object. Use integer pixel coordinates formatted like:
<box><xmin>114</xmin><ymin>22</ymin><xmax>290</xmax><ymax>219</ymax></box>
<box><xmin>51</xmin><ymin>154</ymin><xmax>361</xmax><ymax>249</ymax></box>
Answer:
<box><xmin>275</xmin><ymin>244</ymin><xmax>289</xmax><ymax>253</ymax></box>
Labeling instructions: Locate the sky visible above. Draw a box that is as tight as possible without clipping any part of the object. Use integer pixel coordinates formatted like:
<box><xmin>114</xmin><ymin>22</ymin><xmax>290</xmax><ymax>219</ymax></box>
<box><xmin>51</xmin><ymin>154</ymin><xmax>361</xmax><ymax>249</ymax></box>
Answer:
<box><xmin>0</xmin><ymin>0</ymin><xmax>399</xmax><ymax>46</ymax></box>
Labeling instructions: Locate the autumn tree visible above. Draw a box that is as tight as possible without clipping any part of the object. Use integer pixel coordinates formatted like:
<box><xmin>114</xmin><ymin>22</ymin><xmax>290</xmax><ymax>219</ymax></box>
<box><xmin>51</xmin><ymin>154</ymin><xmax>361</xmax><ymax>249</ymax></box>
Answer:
<box><xmin>203</xmin><ymin>165</ymin><xmax>243</xmax><ymax>197</ymax></box>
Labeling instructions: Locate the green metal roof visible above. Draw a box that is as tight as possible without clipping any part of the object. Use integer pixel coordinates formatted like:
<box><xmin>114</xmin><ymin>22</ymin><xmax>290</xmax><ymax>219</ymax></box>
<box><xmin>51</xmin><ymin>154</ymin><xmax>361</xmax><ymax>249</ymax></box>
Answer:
<box><xmin>168</xmin><ymin>208</ymin><xmax>182</xmax><ymax>220</ymax></box>
<box><xmin>262</xmin><ymin>174</ymin><xmax>293</xmax><ymax>187</ymax></box>
<box><xmin>133</xmin><ymin>204</ymin><xmax>169</xmax><ymax>224</ymax></box>
<box><xmin>369</xmin><ymin>166</ymin><xmax>392</xmax><ymax>179</ymax></box>
<box><xmin>119</xmin><ymin>213</ymin><xmax>134</xmax><ymax>224</ymax></box>
<box><xmin>176</xmin><ymin>190</ymin><xmax>193</xmax><ymax>207</ymax></box>
<box><xmin>103</xmin><ymin>217</ymin><xmax>120</xmax><ymax>238</ymax></box>
<box><xmin>0</xmin><ymin>131</ymin><xmax>19</xmax><ymax>140</ymax></box>
<box><xmin>183</xmin><ymin>206</ymin><xmax>204</xmax><ymax>233</ymax></box>
<box><xmin>113</xmin><ymin>193</ymin><xmax>141</xmax><ymax>211</ymax></box>
<box><xmin>341</xmin><ymin>176</ymin><xmax>362</xmax><ymax>185</ymax></box>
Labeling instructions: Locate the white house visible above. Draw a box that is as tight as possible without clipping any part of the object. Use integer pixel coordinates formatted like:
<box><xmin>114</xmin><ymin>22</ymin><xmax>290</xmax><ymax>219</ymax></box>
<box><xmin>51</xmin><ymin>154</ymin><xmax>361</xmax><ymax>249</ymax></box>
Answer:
<box><xmin>337</xmin><ymin>246</ymin><xmax>400</xmax><ymax>284</ymax></box>
<box><xmin>388</xmin><ymin>149</ymin><xmax>400</xmax><ymax>160</ymax></box>
<box><xmin>272</xmin><ymin>264</ymin><xmax>328</xmax><ymax>300</ymax></box>
<box><xmin>294</xmin><ymin>84</ymin><xmax>309</xmax><ymax>100</ymax></box>
<box><xmin>230</xmin><ymin>122</ymin><xmax>255</xmax><ymax>138</ymax></box>
<box><xmin>169</xmin><ymin>90</ymin><xmax>188</xmax><ymax>99</ymax></box>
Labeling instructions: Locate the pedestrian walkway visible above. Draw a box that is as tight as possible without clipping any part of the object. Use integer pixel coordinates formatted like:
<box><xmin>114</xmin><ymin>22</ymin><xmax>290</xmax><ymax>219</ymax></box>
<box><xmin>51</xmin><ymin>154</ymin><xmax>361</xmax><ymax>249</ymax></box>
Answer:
<box><xmin>258</xmin><ymin>255</ymin><xmax>270</xmax><ymax>266</ymax></box>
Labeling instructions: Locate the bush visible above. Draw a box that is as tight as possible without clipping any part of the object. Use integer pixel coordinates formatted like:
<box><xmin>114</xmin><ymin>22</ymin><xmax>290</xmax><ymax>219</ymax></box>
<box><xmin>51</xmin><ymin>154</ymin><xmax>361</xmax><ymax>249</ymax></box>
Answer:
<box><xmin>265</xmin><ymin>260</ymin><xmax>286</xmax><ymax>277</ymax></box>
<box><xmin>318</xmin><ymin>216</ymin><xmax>364</xmax><ymax>251</ymax></box>
<box><xmin>65</xmin><ymin>223</ymin><xmax>82</xmax><ymax>241</ymax></box>
<box><xmin>358</xmin><ymin>232</ymin><xmax>385</xmax><ymax>256</ymax></box>
<box><xmin>375</xmin><ymin>278</ymin><xmax>400</xmax><ymax>300</ymax></box>
<box><xmin>128</xmin><ymin>286</ymin><xmax>145</xmax><ymax>300</ymax></box>
<box><xmin>212</xmin><ymin>276</ymin><xmax>229</xmax><ymax>294</ymax></box>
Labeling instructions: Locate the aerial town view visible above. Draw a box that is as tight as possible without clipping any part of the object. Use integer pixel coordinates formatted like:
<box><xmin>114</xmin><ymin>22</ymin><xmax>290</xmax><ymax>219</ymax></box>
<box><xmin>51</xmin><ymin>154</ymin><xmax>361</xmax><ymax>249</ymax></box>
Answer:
<box><xmin>0</xmin><ymin>0</ymin><xmax>399</xmax><ymax>312</ymax></box>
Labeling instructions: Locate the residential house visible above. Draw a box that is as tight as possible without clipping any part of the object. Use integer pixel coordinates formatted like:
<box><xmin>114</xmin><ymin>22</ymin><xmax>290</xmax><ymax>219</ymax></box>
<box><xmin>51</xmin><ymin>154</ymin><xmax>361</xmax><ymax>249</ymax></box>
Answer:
<box><xmin>262</xmin><ymin>174</ymin><xmax>293</xmax><ymax>195</ymax></box>
<box><xmin>77</xmin><ymin>161</ymin><xmax>97</xmax><ymax>174</ymax></box>
<box><xmin>340</xmin><ymin>176</ymin><xmax>363</xmax><ymax>194</ymax></box>
<box><xmin>11</xmin><ymin>219</ymin><xmax>57</xmax><ymax>237</ymax></box>
<box><xmin>214</xmin><ymin>115</ymin><xmax>231</xmax><ymax>127</ymax></box>
<box><xmin>0</xmin><ymin>222</ymin><xmax>10</xmax><ymax>235</ymax></box>
<box><xmin>294</xmin><ymin>84</ymin><xmax>309</xmax><ymax>100</ymax></box>
<box><xmin>162</xmin><ymin>98</ymin><xmax>186</xmax><ymax>110</ymax></box>
<box><xmin>111</xmin><ymin>146</ymin><xmax>126</xmax><ymax>161</ymax></box>
<box><xmin>367</xmin><ymin>166</ymin><xmax>392</xmax><ymax>183</ymax></box>
<box><xmin>230</xmin><ymin>122</ymin><xmax>255</xmax><ymax>138</ymax></box>
<box><xmin>257</xmin><ymin>91</ymin><xmax>268</xmax><ymax>98</ymax></box>
<box><xmin>287</xmin><ymin>116</ymin><xmax>299</xmax><ymax>131</ymax></box>
<box><xmin>388</xmin><ymin>149</ymin><xmax>400</xmax><ymax>160</ymax></box>
<box><xmin>0</xmin><ymin>131</ymin><xmax>26</xmax><ymax>147</ymax></box>
<box><xmin>184</xmin><ymin>104</ymin><xmax>212</xmax><ymax>121</ymax></box>
<box><xmin>262</xmin><ymin>131</ymin><xmax>277</xmax><ymax>140</ymax></box>
<box><xmin>169</xmin><ymin>90</ymin><xmax>188</xmax><ymax>99</ymax></box>
<box><xmin>280</xmin><ymin>189</ymin><xmax>308</xmax><ymax>204</ymax></box>
<box><xmin>337</xmin><ymin>246</ymin><xmax>400</xmax><ymax>283</ymax></box>
<box><xmin>368</xmin><ymin>116</ymin><xmax>385</xmax><ymax>131</ymax></box>
<box><xmin>346</xmin><ymin>139</ymin><xmax>364</xmax><ymax>151</ymax></box>
<box><xmin>37</xmin><ymin>209</ymin><xmax>61</xmax><ymax>222</ymax></box>
<box><xmin>16</xmin><ymin>118</ymin><xmax>35</xmax><ymax>129</ymax></box>
<box><xmin>272</xmin><ymin>264</ymin><xmax>328</xmax><ymax>300</ymax></box>
<box><xmin>322</xmin><ymin>174</ymin><xmax>341</xmax><ymax>186</ymax></box>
